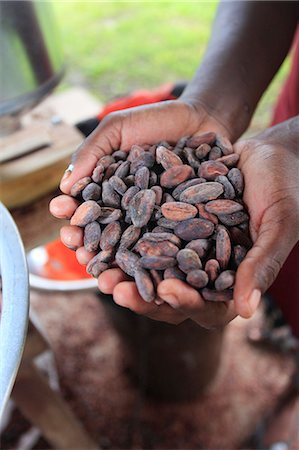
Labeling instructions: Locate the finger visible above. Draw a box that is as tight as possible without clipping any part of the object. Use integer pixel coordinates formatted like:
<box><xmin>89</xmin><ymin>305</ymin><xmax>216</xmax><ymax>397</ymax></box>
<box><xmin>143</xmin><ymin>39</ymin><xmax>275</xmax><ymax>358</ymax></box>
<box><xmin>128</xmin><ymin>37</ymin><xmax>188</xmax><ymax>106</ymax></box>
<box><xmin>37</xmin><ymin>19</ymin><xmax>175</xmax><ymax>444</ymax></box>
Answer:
<box><xmin>60</xmin><ymin>116</ymin><xmax>122</xmax><ymax>194</ymax></box>
<box><xmin>234</xmin><ymin>208</ymin><xmax>298</xmax><ymax>319</ymax></box>
<box><xmin>158</xmin><ymin>279</ymin><xmax>237</xmax><ymax>329</ymax></box>
<box><xmin>49</xmin><ymin>195</ymin><xmax>79</xmax><ymax>219</ymax></box>
<box><xmin>98</xmin><ymin>269</ymin><xmax>130</xmax><ymax>294</ymax></box>
<box><xmin>76</xmin><ymin>246</ymin><xmax>96</xmax><ymax>265</ymax></box>
<box><xmin>60</xmin><ymin>225</ymin><xmax>83</xmax><ymax>250</ymax></box>
<box><xmin>113</xmin><ymin>281</ymin><xmax>185</xmax><ymax>324</ymax></box>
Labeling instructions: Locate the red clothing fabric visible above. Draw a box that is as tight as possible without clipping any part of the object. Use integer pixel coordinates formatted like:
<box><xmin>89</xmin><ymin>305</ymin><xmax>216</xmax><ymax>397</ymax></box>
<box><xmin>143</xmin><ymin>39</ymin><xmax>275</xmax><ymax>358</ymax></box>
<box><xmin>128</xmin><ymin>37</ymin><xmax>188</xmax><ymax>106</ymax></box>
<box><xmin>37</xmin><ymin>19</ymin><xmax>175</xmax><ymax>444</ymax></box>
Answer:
<box><xmin>269</xmin><ymin>26</ymin><xmax>299</xmax><ymax>338</ymax></box>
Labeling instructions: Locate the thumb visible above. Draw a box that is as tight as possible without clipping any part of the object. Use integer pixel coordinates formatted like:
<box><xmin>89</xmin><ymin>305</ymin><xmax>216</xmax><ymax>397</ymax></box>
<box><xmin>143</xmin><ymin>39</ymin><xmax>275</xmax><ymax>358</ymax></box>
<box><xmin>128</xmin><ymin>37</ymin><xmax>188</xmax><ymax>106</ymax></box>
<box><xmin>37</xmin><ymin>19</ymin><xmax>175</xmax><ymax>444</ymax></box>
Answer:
<box><xmin>60</xmin><ymin>115</ymin><xmax>122</xmax><ymax>194</ymax></box>
<box><xmin>234</xmin><ymin>207</ymin><xmax>298</xmax><ymax>319</ymax></box>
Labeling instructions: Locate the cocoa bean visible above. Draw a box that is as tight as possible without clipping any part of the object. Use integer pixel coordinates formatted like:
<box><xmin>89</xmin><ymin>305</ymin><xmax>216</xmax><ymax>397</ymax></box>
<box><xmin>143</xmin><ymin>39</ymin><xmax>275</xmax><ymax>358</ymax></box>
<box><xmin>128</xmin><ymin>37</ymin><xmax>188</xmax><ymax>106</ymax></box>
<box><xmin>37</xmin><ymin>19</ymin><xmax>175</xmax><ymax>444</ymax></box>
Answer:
<box><xmin>156</xmin><ymin>145</ymin><xmax>183</xmax><ymax>169</ymax></box>
<box><xmin>186</xmin><ymin>132</ymin><xmax>216</xmax><ymax>148</ymax></box>
<box><xmin>149</xmin><ymin>171</ymin><xmax>158</xmax><ymax>186</ymax></box>
<box><xmin>204</xmin><ymin>259</ymin><xmax>220</xmax><ymax>282</ymax></box>
<box><xmin>109</xmin><ymin>175</ymin><xmax>127</xmax><ymax>195</ymax></box>
<box><xmin>229</xmin><ymin>227</ymin><xmax>252</xmax><ymax>249</ymax></box>
<box><xmin>176</xmin><ymin>249</ymin><xmax>202</xmax><ymax>273</ymax></box>
<box><xmin>129</xmin><ymin>189</ymin><xmax>156</xmax><ymax>227</ymax></box>
<box><xmin>97</xmin><ymin>207</ymin><xmax>122</xmax><ymax>224</ymax></box>
<box><xmin>135</xmin><ymin>269</ymin><xmax>155</xmax><ymax>302</ymax></box>
<box><xmin>127</xmin><ymin>144</ymin><xmax>145</xmax><ymax>162</ymax></box>
<box><xmin>92</xmin><ymin>165</ymin><xmax>104</xmax><ymax>183</ymax></box>
<box><xmin>187</xmin><ymin>270</ymin><xmax>209</xmax><ymax>288</ymax></box>
<box><xmin>123</xmin><ymin>175</ymin><xmax>135</xmax><ymax>187</ymax></box>
<box><xmin>121</xmin><ymin>186</ymin><xmax>140</xmax><ymax>210</ymax></box>
<box><xmin>180</xmin><ymin>182</ymin><xmax>224</xmax><ymax>204</ymax></box>
<box><xmin>201</xmin><ymin>288</ymin><xmax>233</xmax><ymax>302</ymax></box>
<box><xmin>186</xmin><ymin>239</ymin><xmax>210</xmax><ymax>258</ymax></box>
<box><xmin>164</xmin><ymin>267</ymin><xmax>186</xmax><ymax>281</ymax></box>
<box><xmin>227</xmin><ymin>168</ymin><xmax>244</xmax><ymax>196</ymax></box>
<box><xmin>152</xmin><ymin>226</ymin><xmax>169</xmax><ymax>233</ymax></box>
<box><xmin>215</xmin><ymin>175</ymin><xmax>235</xmax><ymax>200</ymax></box>
<box><xmin>70</xmin><ymin>177</ymin><xmax>92</xmax><ymax>197</ymax></box>
<box><xmin>233</xmin><ymin>245</ymin><xmax>247</xmax><ymax>267</ymax></box>
<box><xmin>161</xmin><ymin>202</ymin><xmax>198</xmax><ymax>221</ymax></box>
<box><xmin>115</xmin><ymin>249</ymin><xmax>140</xmax><ymax>276</ymax></box>
<box><xmin>183</xmin><ymin>147</ymin><xmax>201</xmax><ymax>169</ymax></box>
<box><xmin>70</xmin><ymin>201</ymin><xmax>102</xmax><ymax>227</ymax></box>
<box><xmin>86</xmin><ymin>256</ymin><xmax>109</xmax><ymax>278</ymax></box>
<box><xmin>84</xmin><ymin>221</ymin><xmax>101</xmax><ymax>252</ymax></box>
<box><xmin>151</xmin><ymin>186</ymin><xmax>163</xmax><ymax>205</ymax></box>
<box><xmin>218</xmin><ymin>211</ymin><xmax>249</xmax><ymax>226</ymax></box>
<box><xmin>215</xmin><ymin>136</ymin><xmax>233</xmax><ymax>155</ymax></box>
<box><xmin>135</xmin><ymin>167</ymin><xmax>150</xmax><ymax>189</ymax></box>
<box><xmin>150</xmin><ymin>269</ymin><xmax>163</xmax><ymax>288</ymax></box>
<box><xmin>98</xmin><ymin>155</ymin><xmax>115</xmax><ymax>168</ymax></box>
<box><xmin>216</xmin><ymin>154</ymin><xmax>239</xmax><ymax>167</ymax></box>
<box><xmin>140</xmin><ymin>256</ymin><xmax>176</xmax><ymax>270</ymax></box>
<box><xmin>113</xmin><ymin>150</ymin><xmax>127</xmax><ymax>161</ymax></box>
<box><xmin>198</xmin><ymin>161</ymin><xmax>229</xmax><ymax>180</ymax></box>
<box><xmin>195</xmin><ymin>143</ymin><xmax>211</xmax><ymax>159</ymax></box>
<box><xmin>196</xmin><ymin>203</ymin><xmax>219</xmax><ymax>225</ymax></box>
<box><xmin>96</xmin><ymin>248</ymin><xmax>115</xmax><ymax>263</ymax></box>
<box><xmin>100</xmin><ymin>221</ymin><xmax>122</xmax><ymax>250</ymax></box>
<box><xmin>119</xmin><ymin>225</ymin><xmax>141</xmax><ymax>249</ymax></box>
<box><xmin>160</xmin><ymin>165</ymin><xmax>194</xmax><ymax>188</ymax></box>
<box><xmin>174</xmin><ymin>218</ymin><xmax>214</xmax><ymax>240</ymax></box>
<box><xmin>115</xmin><ymin>160</ymin><xmax>130</xmax><ymax>179</ymax></box>
<box><xmin>163</xmin><ymin>193</ymin><xmax>175</xmax><ymax>203</ymax></box>
<box><xmin>157</xmin><ymin>218</ymin><xmax>179</xmax><ymax>230</ymax></box>
<box><xmin>209</xmin><ymin>146</ymin><xmax>222</xmax><ymax>160</ymax></box>
<box><xmin>103</xmin><ymin>162</ymin><xmax>122</xmax><ymax>181</ymax></box>
<box><xmin>82</xmin><ymin>182</ymin><xmax>102</xmax><ymax>201</ymax></box>
<box><xmin>215</xmin><ymin>270</ymin><xmax>235</xmax><ymax>291</ymax></box>
<box><xmin>141</xmin><ymin>232</ymin><xmax>181</xmax><ymax>246</ymax></box>
<box><xmin>102</xmin><ymin>181</ymin><xmax>120</xmax><ymax>208</ymax></box>
<box><xmin>172</xmin><ymin>178</ymin><xmax>206</xmax><ymax>200</ymax></box>
<box><xmin>205</xmin><ymin>199</ymin><xmax>243</xmax><ymax>215</ymax></box>
<box><xmin>216</xmin><ymin>225</ymin><xmax>231</xmax><ymax>269</ymax></box>
<box><xmin>135</xmin><ymin>240</ymin><xmax>179</xmax><ymax>257</ymax></box>
<box><xmin>130</xmin><ymin>152</ymin><xmax>155</xmax><ymax>174</ymax></box>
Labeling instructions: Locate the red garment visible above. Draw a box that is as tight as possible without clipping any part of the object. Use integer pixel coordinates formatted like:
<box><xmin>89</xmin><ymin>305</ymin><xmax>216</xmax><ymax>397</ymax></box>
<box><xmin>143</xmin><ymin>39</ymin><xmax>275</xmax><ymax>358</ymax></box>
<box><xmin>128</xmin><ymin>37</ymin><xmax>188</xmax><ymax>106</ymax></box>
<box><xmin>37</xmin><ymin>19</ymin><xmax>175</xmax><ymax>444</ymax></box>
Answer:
<box><xmin>269</xmin><ymin>26</ymin><xmax>299</xmax><ymax>338</ymax></box>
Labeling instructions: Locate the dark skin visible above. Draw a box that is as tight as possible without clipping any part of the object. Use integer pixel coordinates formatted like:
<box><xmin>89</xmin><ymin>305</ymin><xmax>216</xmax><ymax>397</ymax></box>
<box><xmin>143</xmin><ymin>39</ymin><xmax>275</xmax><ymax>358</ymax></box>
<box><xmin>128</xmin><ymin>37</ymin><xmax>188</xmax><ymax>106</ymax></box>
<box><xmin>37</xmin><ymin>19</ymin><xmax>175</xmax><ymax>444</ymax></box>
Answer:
<box><xmin>50</xmin><ymin>1</ymin><xmax>299</xmax><ymax>329</ymax></box>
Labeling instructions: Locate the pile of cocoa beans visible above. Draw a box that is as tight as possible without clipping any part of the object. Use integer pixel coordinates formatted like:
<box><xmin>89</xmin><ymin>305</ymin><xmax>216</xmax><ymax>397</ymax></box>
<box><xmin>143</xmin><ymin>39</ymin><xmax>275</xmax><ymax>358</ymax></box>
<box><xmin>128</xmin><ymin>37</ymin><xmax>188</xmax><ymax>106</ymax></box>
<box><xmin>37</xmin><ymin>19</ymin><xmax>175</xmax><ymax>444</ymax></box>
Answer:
<box><xmin>68</xmin><ymin>131</ymin><xmax>252</xmax><ymax>303</ymax></box>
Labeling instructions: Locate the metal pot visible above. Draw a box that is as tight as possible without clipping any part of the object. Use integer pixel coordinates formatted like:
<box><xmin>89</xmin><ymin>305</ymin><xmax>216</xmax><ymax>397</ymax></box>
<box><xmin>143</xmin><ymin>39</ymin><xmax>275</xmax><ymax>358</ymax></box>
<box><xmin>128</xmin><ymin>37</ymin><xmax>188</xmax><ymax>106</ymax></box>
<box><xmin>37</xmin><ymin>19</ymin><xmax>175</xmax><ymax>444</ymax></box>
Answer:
<box><xmin>0</xmin><ymin>1</ymin><xmax>64</xmax><ymax>132</ymax></box>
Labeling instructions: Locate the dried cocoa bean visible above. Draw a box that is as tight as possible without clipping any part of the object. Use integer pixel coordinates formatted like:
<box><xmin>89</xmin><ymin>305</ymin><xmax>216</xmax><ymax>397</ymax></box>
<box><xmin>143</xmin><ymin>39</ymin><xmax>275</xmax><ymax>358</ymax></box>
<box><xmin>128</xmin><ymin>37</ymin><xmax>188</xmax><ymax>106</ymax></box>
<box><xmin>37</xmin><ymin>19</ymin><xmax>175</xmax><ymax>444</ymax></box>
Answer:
<box><xmin>98</xmin><ymin>155</ymin><xmax>115</xmax><ymax>168</ymax></box>
<box><xmin>135</xmin><ymin>167</ymin><xmax>150</xmax><ymax>189</ymax></box>
<box><xmin>119</xmin><ymin>225</ymin><xmax>141</xmax><ymax>249</ymax></box>
<box><xmin>187</xmin><ymin>270</ymin><xmax>209</xmax><ymax>289</ymax></box>
<box><xmin>127</xmin><ymin>144</ymin><xmax>145</xmax><ymax>162</ymax></box>
<box><xmin>141</xmin><ymin>232</ymin><xmax>181</xmax><ymax>246</ymax></box>
<box><xmin>160</xmin><ymin>165</ymin><xmax>194</xmax><ymax>188</ymax></box>
<box><xmin>205</xmin><ymin>199</ymin><xmax>243</xmax><ymax>215</ymax></box>
<box><xmin>102</xmin><ymin>181</ymin><xmax>120</xmax><ymax>208</ymax></box>
<box><xmin>100</xmin><ymin>221</ymin><xmax>122</xmax><ymax>250</ymax></box>
<box><xmin>115</xmin><ymin>160</ymin><xmax>130</xmax><ymax>179</ymax></box>
<box><xmin>176</xmin><ymin>249</ymin><xmax>202</xmax><ymax>273</ymax></box>
<box><xmin>233</xmin><ymin>245</ymin><xmax>247</xmax><ymax>267</ymax></box>
<box><xmin>215</xmin><ymin>175</ymin><xmax>235</xmax><ymax>200</ymax></box>
<box><xmin>96</xmin><ymin>248</ymin><xmax>115</xmax><ymax>263</ymax></box>
<box><xmin>113</xmin><ymin>150</ymin><xmax>127</xmax><ymax>161</ymax></box>
<box><xmin>135</xmin><ymin>269</ymin><xmax>155</xmax><ymax>302</ymax></box>
<box><xmin>161</xmin><ymin>202</ymin><xmax>198</xmax><ymax>221</ymax></box>
<box><xmin>84</xmin><ymin>221</ymin><xmax>101</xmax><ymax>252</ymax></box>
<box><xmin>229</xmin><ymin>227</ymin><xmax>252</xmax><ymax>249</ymax></box>
<box><xmin>156</xmin><ymin>146</ymin><xmax>183</xmax><ymax>169</ymax></box>
<box><xmin>227</xmin><ymin>168</ymin><xmax>244</xmax><ymax>196</ymax></box>
<box><xmin>121</xmin><ymin>186</ymin><xmax>140</xmax><ymax>210</ymax></box>
<box><xmin>97</xmin><ymin>207</ymin><xmax>122</xmax><ymax>224</ymax></box>
<box><xmin>180</xmin><ymin>182</ymin><xmax>224</xmax><ymax>204</ymax></box>
<box><xmin>218</xmin><ymin>211</ymin><xmax>249</xmax><ymax>226</ymax></box>
<box><xmin>216</xmin><ymin>225</ymin><xmax>231</xmax><ymax>269</ymax></box>
<box><xmin>186</xmin><ymin>239</ymin><xmax>210</xmax><ymax>258</ymax></box>
<box><xmin>204</xmin><ymin>259</ymin><xmax>220</xmax><ymax>282</ymax></box>
<box><xmin>201</xmin><ymin>288</ymin><xmax>233</xmax><ymax>302</ymax></box>
<box><xmin>135</xmin><ymin>240</ymin><xmax>179</xmax><ymax>257</ymax></box>
<box><xmin>209</xmin><ymin>146</ymin><xmax>222</xmax><ymax>160</ymax></box>
<box><xmin>103</xmin><ymin>162</ymin><xmax>122</xmax><ymax>181</ymax></box>
<box><xmin>130</xmin><ymin>152</ymin><xmax>155</xmax><ymax>174</ymax></box>
<box><xmin>86</xmin><ymin>256</ymin><xmax>109</xmax><ymax>278</ymax></box>
<box><xmin>70</xmin><ymin>201</ymin><xmax>102</xmax><ymax>226</ymax></box>
<box><xmin>82</xmin><ymin>182</ymin><xmax>102</xmax><ymax>201</ymax></box>
<box><xmin>149</xmin><ymin>171</ymin><xmax>158</xmax><ymax>186</ymax></box>
<box><xmin>174</xmin><ymin>218</ymin><xmax>214</xmax><ymax>240</ymax></box>
<box><xmin>92</xmin><ymin>165</ymin><xmax>104</xmax><ymax>183</ymax></box>
<box><xmin>157</xmin><ymin>218</ymin><xmax>178</xmax><ymax>230</ymax></box>
<box><xmin>215</xmin><ymin>136</ymin><xmax>233</xmax><ymax>155</ymax></box>
<box><xmin>151</xmin><ymin>186</ymin><xmax>163</xmax><ymax>205</ymax></box>
<box><xmin>150</xmin><ymin>269</ymin><xmax>163</xmax><ymax>288</ymax></box>
<box><xmin>70</xmin><ymin>177</ymin><xmax>92</xmax><ymax>197</ymax></box>
<box><xmin>140</xmin><ymin>256</ymin><xmax>176</xmax><ymax>270</ymax></box>
<box><xmin>195</xmin><ymin>143</ymin><xmax>211</xmax><ymax>159</ymax></box>
<box><xmin>115</xmin><ymin>249</ymin><xmax>140</xmax><ymax>277</ymax></box>
<box><xmin>129</xmin><ymin>189</ymin><xmax>156</xmax><ymax>227</ymax></box>
<box><xmin>152</xmin><ymin>226</ymin><xmax>169</xmax><ymax>233</ymax></box>
<box><xmin>172</xmin><ymin>178</ymin><xmax>206</xmax><ymax>200</ymax></box>
<box><xmin>216</xmin><ymin>154</ymin><xmax>239</xmax><ymax>167</ymax></box>
<box><xmin>164</xmin><ymin>267</ymin><xmax>186</xmax><ymax>281</ymax></box>
<box><xmin>186</xmin><ymin>132</ymin><xmax>216</xmax><ymax>148</ymax></box>
<box><xmin>215</xmin><ymin>270</ymin><xmax>235</xmax><ymax>291</ymax></box>
<box><xmin>196</xmin><ymin>203</ymin><xmax>218</xmax><ymax>225</ymax></box>
<box><xmin>163</xmin><ymin>193</ymin><xmax>175</xmax><ymax>203</ymax></box>
<box><xmin>198</xmin><ymin>161</ymin><xmax>229</xmax><ymax>180</ymax></box>
<box><xmin>183</xmin><ymin>147</ymin><xmax>201</xmax><ymax>169</ymax></box>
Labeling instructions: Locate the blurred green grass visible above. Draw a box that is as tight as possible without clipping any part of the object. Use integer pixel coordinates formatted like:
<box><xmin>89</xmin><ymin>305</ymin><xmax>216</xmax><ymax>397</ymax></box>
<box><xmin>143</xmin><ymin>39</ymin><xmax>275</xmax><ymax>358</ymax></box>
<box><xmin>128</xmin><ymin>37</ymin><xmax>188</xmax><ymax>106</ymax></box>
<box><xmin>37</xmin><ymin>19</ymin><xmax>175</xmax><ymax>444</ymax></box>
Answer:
<box><xmin>53</xmin><ymin>1</ymin><xmax>290</xmax><ymax>134</ymax></box>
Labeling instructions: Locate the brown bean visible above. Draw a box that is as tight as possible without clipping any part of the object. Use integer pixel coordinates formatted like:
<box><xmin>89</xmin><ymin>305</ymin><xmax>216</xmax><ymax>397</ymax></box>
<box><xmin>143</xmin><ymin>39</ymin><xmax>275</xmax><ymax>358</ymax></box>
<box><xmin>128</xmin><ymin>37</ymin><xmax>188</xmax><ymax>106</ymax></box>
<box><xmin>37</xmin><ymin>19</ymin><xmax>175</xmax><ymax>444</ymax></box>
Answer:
<box><xmin>121</xmin><ymin>186</ymin><xmax>140</xmax><ymax>210</ymax></box>
<box><xmin>186</xmin><ymin>132</ymin><xmax>216</xmax><ymax>148</ymax></box>
<box><xmin>196</xmin><ymin>203</ymin><xmax>218</xmax><ymax>225</ymax></box>
<box><xmin>180</xmin><ymin>182</ymin><xmax>224</xmax><ymax>204</ymax></box>
<box><xmin>201</xmin><ymin>288</ymin><xmax>234</xmax><ymax>302</ymax></box>
<box><xmin>141</xmin><ymin>232</ymin><xmax>181</xmax><ymax>246</ymax></box>
<box><xmin>157</xmin><ymin>218</ymin><xmax>179</xmax><ymax>230</ymax></box>
<box><xmin>135</xmin><ymin>240</ymin><xmax>179</xmax><ymax>257</ymax></box>
<box><xmin>82</xmin><ymin>182</ymin><xmax>102</xmax><ymax>201</ymax></box>
<box><xmin>92</xmin><ymin>165</ymin><xmax>104</xmax><ymax>183</ymax></box>
<box><xmin>113</xmin><ymin>150</ymin><xmax>127</xmax><ymax>161</ymax></box>
<box><xmin>229</xmin><ymin>227</ymin><xmax>252</xmax><ymax>249</ymax></box>
<box><xmin>115</xmin><ymin>249</ymin><xmax>140</xmax><ymax>277</ymax></box>
<box><xmin>135</xmin><ymin>269</ymin><xmax>155</xmax><ymax>302</ymax></box>
<box><xmin>176</xmin><ymin>249</ymin><xmax>202</xmax><ymax>273</ymax></box>
<box><xmin>209</xmin><ymin>146</ymin><xmax>222</xmax><ymax>160</ymax></box>
<box><xmin>151</xmin><ymin>186</ymin><xmax>163</xmax><ymax>205</ymax></box>
<box><xmin>84</xmin><ymin>221</ymin><xmax>101</xmax><ymax>252</ymax></box>
<box><xmin>164</xmin><ymin>267</ymin><xmax>186</xmax><ymax>281</ymax></box>
<box><xmin>150</xmin><ymin>269</ymin><xmax>163</xmax><ymax>288</ymax></box>
<box><xmin>100</xmin><ymin>221</ymin><xmax>122</xmax><ymax>250</ymax></box>
<box><xmin>97</xmin><ymin>208</ymin><xmax>122</xmax><ymax>224</ymax></box>
<box><xmin>205</xmin><ymin>199</ymin><xmax>243</xmax><ymax>215</ymax></box>
<box><xmin>204</xmin><ymin>259</ymin><xmax>220</xmax><ymax>283</ymax></box>
<box><xmin>183</xmin><ymin>147</ymin><xmax>201</xmax><ymax>169</ymax></box>
<box><xmin>156</xmin><ymin>145</ymin><xmax>183</xmax><ymax>169</ymax></box>
<box><xmin>172</xmin><ymin>178</ymin><xmax>206</xmax><ymax>200</ymax></box>
<box><xmin>198</xmin><ymin>161</ymin><xmax>229</xmax><ymax>180</ymax></box>
<box><xmin>186</xmin><ymin>239</ymin><xmax>210</xmax><ymax>258</ymax></box>
<box><xmin>187</xmin><ymin>270</ymin><xmax>209</xmax><ymax>289</ymax></box>
<box><xmin>70</xmin><ymin>201</ymin><xmax>102</xmax><ymax>227</ymax></box>
<box><xmin>130</xmin><ymin>152</ymin><xmax>155</xmax><ymax>174</ymax></box>
<box><xmin>215</xmin><ymin>270</ymin><xmax>235</xmax><ymax>291</ymax></box>
<box><xmin>160</xmin><ymin>165</ymin><xmax>194</xmax><ymax>188</ymax></box>
<box><xmin>161</xmin><ymin>202</ymin><xmax>198</xmax><ymax>221</ymax></box>
<box><xmin>233</xmin><ymin>245</ymin><xmax>247</xmax><ymax>267</ymax></box>
<box><xmin>195</xmin><ymin>143</ymin><xmax>211</xmax><ymax>159</ymax></box>
<box><xmin>227</xmin><ymin>168</ymin><xmax>244</xmax><ymax>196</ymax></box>
<box><xmin>70</xmin><ymin>177</ymin><xmax>92</xmax><ymax>197</ymax></box>
<box><xmin>109</xmin><ymin>176</ymin><xmax>127</xmax><ymax>195</ymax></box>
<box><xmin>163</xmin><ymin>193</ymin><xmax>175</xmax><ymax>203</ymax></box>
<box><xmin>127</xmin><ymin>144</ymin><xmax>145</xmax><ymax>162</ymax></box>
<box><xmin>86</xmin><ymin>256</ymin><xmax>109</xmax><ymax>278</ymax></box>
<box><xmin>140</xmin><ymin>256</ymin><xmax>176</xmax><ymax>270</ymax></box>
<box><xmin>115</xmin><ymin>160</ymin><xmax>131</xmax><ymax>179</ymax></box>
<box><xmin>135</xmin><ymin>167</ymin><xmax>150</xmax><ymax>189</ymax></box>
<box><xmin>119</xmin><ymin>225</ymin><xmax>141</xmax><ymax>249</ymax></box>
<box><xmin>216</xmin><ymin>154</ymin><xmax>239</xmax><ymax>167</ymax></box>
<box><xmin>129</xmin><ymin>189</ymin><xmax>156</xmax><ymax>227</ymax></box>
<box><xmin>103</xmin><ymin>162</ymin><xmax>122</xmax><ymax>181</ymax></box>
<box><xmin>218</xmin><ymin>211</ymin><xmax>249</xmax><ymax>226</ymax></box>
<box><xmin>96</xmin><ymin>248</ymin><xmax>115</xmax><ymax>263</ymax></box>
<box><xmin>215</xmin><ymin>136</ymin><xmax>234</xmax><ymax>155</ymax></box>
<box><xmin>216</xmin><ymin>225</ymin><xmax>231</xmax><ymax>269</ymax></box>
<box><xmin>102</xmin><ymin>181</ymin><xmax>120</xmax><ymax>208</ymax></box>
<box><xmin>174</xmin><ymin>218</ymin><xmax>214</xmax><ymax>241</ymax></box>
<box><xmin>215</xmin><ymin>175</ymin><xmax>236</xmax><ymax>200</ymax></box>
<box><xmin>98</xmin><ymin>155</ymin><xmax>115</xmax><ymax>168</ymax></box>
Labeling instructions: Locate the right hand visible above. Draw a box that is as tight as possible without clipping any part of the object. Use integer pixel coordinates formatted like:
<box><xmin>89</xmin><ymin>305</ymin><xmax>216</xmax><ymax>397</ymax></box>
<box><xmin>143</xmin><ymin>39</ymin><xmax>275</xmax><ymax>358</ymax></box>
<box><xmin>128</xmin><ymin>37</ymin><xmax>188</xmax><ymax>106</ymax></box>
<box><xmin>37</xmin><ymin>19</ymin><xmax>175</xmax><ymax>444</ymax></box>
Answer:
<box><xmin>50</xmin><ymin>98</ymin><xmax>232</xmax><ymax>265</ymax></box>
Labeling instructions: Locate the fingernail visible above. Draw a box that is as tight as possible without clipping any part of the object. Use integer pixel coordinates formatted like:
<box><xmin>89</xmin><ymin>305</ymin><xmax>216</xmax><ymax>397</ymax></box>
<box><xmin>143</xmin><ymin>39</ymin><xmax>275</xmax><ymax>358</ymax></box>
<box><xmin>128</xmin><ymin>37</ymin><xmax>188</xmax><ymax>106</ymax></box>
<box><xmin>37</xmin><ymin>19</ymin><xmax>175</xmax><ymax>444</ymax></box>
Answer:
<box><xmin>61</xmin><ymin>164</ymin><xmax>74</xmax><ymax>181</ymax></box>
<box><xmin>160</xmin><ymin>293</ymin><xmax>179</xmax><ymax>308</ymax></box>
<box><xmin>248</xmin><ymin>289</ymin><xmax>261</xmax><ymax>315</ymax></box>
